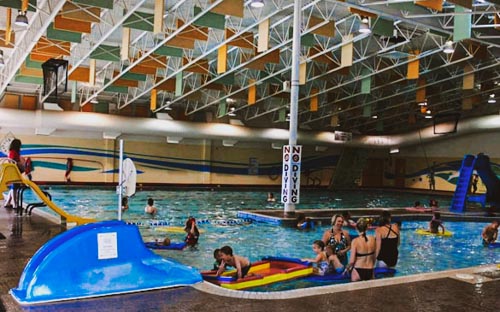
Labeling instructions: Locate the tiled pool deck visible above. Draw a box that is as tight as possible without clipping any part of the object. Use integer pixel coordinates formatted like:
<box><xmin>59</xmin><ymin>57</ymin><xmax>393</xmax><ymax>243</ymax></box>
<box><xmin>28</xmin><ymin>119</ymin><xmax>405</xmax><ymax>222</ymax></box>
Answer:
<box><xmin>0</xmin><ymin>202</ymin><xmax>499</xmax><ymax>312</ymax></box>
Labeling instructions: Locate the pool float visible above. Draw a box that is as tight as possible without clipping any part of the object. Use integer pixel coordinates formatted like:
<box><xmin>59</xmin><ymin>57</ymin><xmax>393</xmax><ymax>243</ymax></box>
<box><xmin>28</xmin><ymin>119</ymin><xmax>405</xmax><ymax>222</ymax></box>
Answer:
<box><xmin>298</xmin><ymin>220</ymin><xmax>314</xmax><ymax>230</ymax></box>
<box><xmin>487</xmin><ymin>242</ymin><xmax>500</xmax><ymax>249</ymax></box>
<box><xmin>155</xmin><ymin>226</ymin><xmax>205</xmax><ymax>234</ymax></box>
<box><xmin>145</xmin><ymin>241</ymin><xmax>187</xmax><ymax>250</ymax></box>
<box><xmin>415</xmin><ymin>228</ymin><xmax>453</xmax><ymax>237</ymax></box>
<box><xmin>201</xmin><ymin>256</ymin><xmax>313</xmax><ymax>290</ymax></box>
<box><xmin>304</xmin><ymin>267</ymin><xmax>396</xmax><ymax>282</ymax></box>
<box><xmin>405</xmin><ymin>207</ymin><xmax>435</xmax><ymax>213</ymax></box>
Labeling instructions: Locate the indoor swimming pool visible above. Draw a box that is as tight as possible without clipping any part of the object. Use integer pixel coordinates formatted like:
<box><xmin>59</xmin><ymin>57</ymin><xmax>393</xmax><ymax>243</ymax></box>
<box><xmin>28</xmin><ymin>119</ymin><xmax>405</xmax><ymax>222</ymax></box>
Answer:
<box><xmin>21</xmin><ymin>187</ymin><xmax>499</xmax><ymax>290</ymax></box>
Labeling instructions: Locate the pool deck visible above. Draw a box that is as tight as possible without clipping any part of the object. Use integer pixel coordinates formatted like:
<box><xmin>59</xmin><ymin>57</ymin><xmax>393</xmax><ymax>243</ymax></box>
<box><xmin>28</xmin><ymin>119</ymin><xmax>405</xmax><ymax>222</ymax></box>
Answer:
<box><xmin>1</xmin><ymin>202</ymin><xmax>499</xmax><ymax>311</ymax></box>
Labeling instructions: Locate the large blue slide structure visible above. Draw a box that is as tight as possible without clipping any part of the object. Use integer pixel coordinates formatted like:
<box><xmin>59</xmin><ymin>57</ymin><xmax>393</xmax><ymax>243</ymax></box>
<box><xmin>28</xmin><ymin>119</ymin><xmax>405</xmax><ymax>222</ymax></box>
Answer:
<box><xmin>10</xmin><ymin>221</ymin><xmax>202</xmax><ymax>305</ymax></box>
<box><xmin>450</xmin><ymin>154</ymin><xmax>500</xmax><ymax>213</ymax></box>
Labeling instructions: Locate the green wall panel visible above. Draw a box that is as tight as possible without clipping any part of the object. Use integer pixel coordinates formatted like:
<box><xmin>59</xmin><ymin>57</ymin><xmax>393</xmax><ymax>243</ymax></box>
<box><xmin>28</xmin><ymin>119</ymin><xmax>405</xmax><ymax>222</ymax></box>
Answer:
<box><xmin>25</xmin><ymin>57</ymin><xmax>43</xmax><ymax>69</ymax></box>
<box><xmin>94</xmin><ymin>102</ymin><xmax>109</xmax><ymax>113</ymax></box>
<box><xmin>90</xmin><ymin>45</ymin><xmax>121</xmax><ymax>62</ymax></box>
<box><xmin>47</xmin><ymin>23</ymin><xmax>82</xmax><ymax>43</ymax></box>
<box><xmin>193</xmin><ymin>6</ymin><xmax>225</xmax><ymax>30</ymax></box>
<box><xmin>15</xmin><ymin>75</ymin><xmax>43</xmax><ymax>84</ymax></box>
<box><xmin>1</xmin><ymin>0</ymin><xmax>37</xmax><ymax>12</ymax></box>
<box><xmin>123</xmin><ymin>11</ymin><xmax>154</xmax><ymax>32</ymax></box>
<box><xmin>289</xmin><ymin>29</ymin><xmax>315</xmax><ymax>47</ymax></box>
<box><xmin>454</xmin><ymin>5</ymin><xmax>471</xmax><ymax>41</ymax></box>
<box><xmin>156</xmin><ymin>45</ymin><xmax>183</xmax><ymax>58</ymax></box>
<box><xmin>122</xmin><ymin>72</ymin><xmax>147</xmax><ymax>82</ymax></box>
<box><xmin>72</xmin><ymin>0</ymin><xmax>113</xmax><ymax>9</ymax></box>
<box><xmin>373</xmin><ymin>18</ymin><xmax>393</xmax><ymax>38</ymax></box>
<box><xmin>214</xmin><ymin>73</ymin><xmax>235</xmax><ymax>85</ymax></box>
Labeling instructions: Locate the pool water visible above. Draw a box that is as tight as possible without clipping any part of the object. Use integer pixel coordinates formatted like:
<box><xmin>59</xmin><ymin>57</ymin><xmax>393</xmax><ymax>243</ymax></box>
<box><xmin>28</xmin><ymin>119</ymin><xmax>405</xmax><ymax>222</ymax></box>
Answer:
<box><xmin>21</xmin><ymin>187</ymin><xmax>499</xmax><ymax>290</ymax></box>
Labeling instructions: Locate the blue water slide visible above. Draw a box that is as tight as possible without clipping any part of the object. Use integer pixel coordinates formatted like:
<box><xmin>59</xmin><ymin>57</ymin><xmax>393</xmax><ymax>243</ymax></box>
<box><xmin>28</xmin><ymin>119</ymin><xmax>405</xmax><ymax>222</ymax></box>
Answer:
<box><xmin>10</xmin><ymin>220</ymin><xmax>202</xmax><ymax>305</ymax></box>
<box><xmin>475</xmin><ymin>153</ymin><xmax>500</xmax><ymax>208</ymax></box>
<box><xmin>450</xmin><ymin>155</ymin><xmax>476</xmax><ymax>213</ymax></box>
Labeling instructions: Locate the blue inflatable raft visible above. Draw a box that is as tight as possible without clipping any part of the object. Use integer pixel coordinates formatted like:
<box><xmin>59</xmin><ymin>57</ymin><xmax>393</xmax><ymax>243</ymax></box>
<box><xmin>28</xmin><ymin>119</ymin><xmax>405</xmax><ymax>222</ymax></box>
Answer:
<box><xmin>10</xmin><ymin>220</ymin><xmax>202</xmax><ymax>305</ymax></box>
<box><xmin>145</xmin><ymin>241</ymin><xmax>187</xmax><ymax>250</ymax></box>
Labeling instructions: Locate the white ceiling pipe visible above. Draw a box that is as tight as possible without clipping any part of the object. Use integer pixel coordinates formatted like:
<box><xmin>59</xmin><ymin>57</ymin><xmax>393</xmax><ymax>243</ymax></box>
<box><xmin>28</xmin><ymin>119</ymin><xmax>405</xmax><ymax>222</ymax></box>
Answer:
<box><xmin>1</xmin><ymin>109</ymin><xmax>500</xmax><ymax>148</ymax></box>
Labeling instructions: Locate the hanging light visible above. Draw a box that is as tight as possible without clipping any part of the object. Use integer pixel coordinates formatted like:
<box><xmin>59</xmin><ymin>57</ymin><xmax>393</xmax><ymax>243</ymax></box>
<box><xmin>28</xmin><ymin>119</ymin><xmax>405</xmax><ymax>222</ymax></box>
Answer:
<box><xmin>228</xmin><ymin>106</ymin><xmax>236</xmax><ymax>117</ymax></box>
<box><xmin>0</xmin><ymin>50</ymin><xmax>5</xmax><ymax>68</ymax></box>
<box><xmin>359</xmin><ymin>16</ymin><xmax>371</xmax><ymax>34</ymax></box>
<box><xmin>443</xmin><ymin>40</ymin><xmax>454</xmax><ymax>54</ymax></box>
<box><xmin>488</xmin><ymin>94</ymin><xmax>496</xmax><ymax>104</ymax></box>
<box><xmin>250</xmin><ymin>0</ymin><xmax>264</xmax><ymax>8</ymax></box>
<box><xmin>15</xmin><ymin>11</ymin><xmax>29</xmax><ymax>27</ymax></box>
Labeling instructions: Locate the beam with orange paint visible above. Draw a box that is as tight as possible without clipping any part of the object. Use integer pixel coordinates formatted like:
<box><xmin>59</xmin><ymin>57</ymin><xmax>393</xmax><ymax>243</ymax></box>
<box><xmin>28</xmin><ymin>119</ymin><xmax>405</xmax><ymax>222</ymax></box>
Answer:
<box><xmin>226</xmin><ymin>28</ymin><xmax>254</xmax><ymax>49</ymax></box>
<box><xmin>155</xmin><ymin>77</ymin><xmax>176</xmax><ymax>91</ymax></box>
<box><xmin>68</xmin><ymin>66</ymin><xmax>90</xmax><ymax>82</ymax></box>
<box><xmin>210</xmin><ymin>0</ymin><xmax>243</xmax><ymax>18</ymax></box>
<box><xmin>308</xmin><ymin>16</ymin><xmax>335</xmax><ymax>37</ymax></box>
<box><xmin>182</xmin><ymin>57</ymin><xmax>209</xmax><ymax>74</ymax></box>
<box><xmin>177</xmin><ymin>19</ymin><xmax>208</xmax><ymax>41</ymax></box>
<box><xmin>61</xmin><ymin>2</ymin><xmax>101</xmax><ymax>23</ymax></box>
<box><xmin>54</xmin><ymin>15</ymin><xmax>92</xmax><ymax>33</ymax></box>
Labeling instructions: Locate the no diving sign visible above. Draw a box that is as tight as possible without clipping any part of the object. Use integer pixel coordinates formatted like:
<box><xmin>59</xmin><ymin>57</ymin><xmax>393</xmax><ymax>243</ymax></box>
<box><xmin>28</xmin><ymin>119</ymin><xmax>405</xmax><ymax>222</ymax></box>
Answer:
<box><xmin>281</xmin><ymin>145</ymin><xmax>301</xmax><ymax>204</ymax></box>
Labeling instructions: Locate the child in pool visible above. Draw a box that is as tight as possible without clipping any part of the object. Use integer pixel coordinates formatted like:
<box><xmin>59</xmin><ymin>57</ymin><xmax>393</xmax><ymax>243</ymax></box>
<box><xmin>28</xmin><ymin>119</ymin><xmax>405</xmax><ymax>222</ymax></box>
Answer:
<box><xmin>216</xmin><ymin>245</ymin><xmax>251</xmax><ymax>279</ymax></box>
<box><xmin>296</xmin><ymin>213</ymin><xmax>313</xmax><ymax>229</ymax></box>
<box><xmin>184</xmin><ymin>217</ymin><xmax>200</xmax><ymax>247</ymax></box>
<box><xmin>144</xmin><ymin>198</ymin><xmax>158</xmax><ymax>215</ymax></box>
<box><xmin>301</xmin><ymin>240</ymin><xmax>330</xmax><ymax>275</ymax></box>
<box><xmin>121</xmin><ymin>196</ymin><xmax>129</xmax><ymax>212</ymax></box>
<box><xmin>267</xmin><ymin>192</ymin><xmax>276</xmax><ymax>202</ymax></box>
<box><xmin>429</xmin><ymin>212</ymin><xmax>445</xmax><ymax>234</ymax></box>
<box><xmin>213</xmin><ymin>248</ymin><xmax>223</xmax><ymax>270</ymax></box>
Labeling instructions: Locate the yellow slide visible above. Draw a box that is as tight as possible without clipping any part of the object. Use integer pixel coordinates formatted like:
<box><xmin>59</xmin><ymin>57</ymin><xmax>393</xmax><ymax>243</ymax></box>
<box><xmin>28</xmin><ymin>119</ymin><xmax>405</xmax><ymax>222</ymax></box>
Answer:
<box><xmin>0</xmin><ymin>163</ymin><xmax>95</xmax><ymax>226</ymax></box>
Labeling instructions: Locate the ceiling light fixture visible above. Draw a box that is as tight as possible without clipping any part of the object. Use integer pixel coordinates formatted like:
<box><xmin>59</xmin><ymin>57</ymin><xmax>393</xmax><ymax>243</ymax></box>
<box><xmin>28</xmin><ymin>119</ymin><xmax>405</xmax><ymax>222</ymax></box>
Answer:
<box><xmin>359</xmin><ymin>16</ymin><xmax>371</xmax><ymax>34</ymax></box>
<box><xmin>443</xmin><ymin>40</ymin><xmax>454</xmax><ymax>54</ymax></box>
<box><xmin>250</xmin><ymin>0</ymin><xmax>265</xmax><ymax>8</ymax></box>
<box><xmin>0</xmin><ymin>50</ymin><xmax>5</xmax><ymax>68</ymax></box>
<box><xmin>488</xmin><ymin>94</ymin><xmax>496</xmax><ymax>104</ymax></box>
<box><xmin>228</xmin><ymin>106</ymin><xmax>236</xmax><ymax>117</ymax></box>
<box><xmin>15</xmin><ymin>11</ymin><xmax>29</xmax><ymax>27</ymax></box>
<box><xmin>418</xmin><ymin>100</ymin><xmax>427</xmax><ymax>106</ymax></box>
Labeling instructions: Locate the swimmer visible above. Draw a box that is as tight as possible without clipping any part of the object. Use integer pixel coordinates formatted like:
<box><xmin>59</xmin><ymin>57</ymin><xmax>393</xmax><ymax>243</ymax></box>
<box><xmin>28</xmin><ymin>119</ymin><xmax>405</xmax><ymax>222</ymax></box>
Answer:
<box><xmin>301</xmin><ymin>240</ymin><xmax>329</xmax><ymax>275</ymax></box>
<box><xmin>429</xmin><ymin>212</ymin><xmax>445</xmax><ymax>234</ymax></box>
<box><xmin>267</xmin><ymin>192</ymin><xmax>276</xmax><ymax>202</ymax></box>
<box><xmin>144</xmin><ymin>198</ymin><xmax>158</xmax><ymax>215</ymax></box>
<box><xmin>216</xmin><ymin>246</ymin><xmax>251</xmax><ymax>279</ymax></box>
<box><xmin>482</xmin><ymin>220</ymin><xmax>499</xmax><ymax>246</ymax></box>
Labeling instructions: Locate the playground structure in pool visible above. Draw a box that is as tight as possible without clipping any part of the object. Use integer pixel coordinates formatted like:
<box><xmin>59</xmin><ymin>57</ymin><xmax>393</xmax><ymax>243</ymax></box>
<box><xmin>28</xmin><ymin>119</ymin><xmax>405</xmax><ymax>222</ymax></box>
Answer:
<box><xmin>1</xmin><ymin>155</ymin><xmax>500</xmax><ymax>305</ymax></box>
<box><xmin>450</xmin><ymin>153</ymin><xmax>500</xmax><ymax>213</ymax></box>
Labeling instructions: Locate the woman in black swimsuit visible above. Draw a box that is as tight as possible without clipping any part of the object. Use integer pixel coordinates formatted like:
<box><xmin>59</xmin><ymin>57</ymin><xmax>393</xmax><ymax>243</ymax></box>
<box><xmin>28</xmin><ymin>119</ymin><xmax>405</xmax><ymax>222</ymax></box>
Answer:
<box><xmin>346</xmin><ymin>218</ymin><xmax>376</xmax><ymax>282</ymax></box>
<box><xmin>321</xmin><ymin>214</ymin><xmax>351</xmax><ymax>265</ymax></box>
<box><xmin>375</xmin><ymin>211</ymin><xmax>400</xmax><ymax>268</ymax></box>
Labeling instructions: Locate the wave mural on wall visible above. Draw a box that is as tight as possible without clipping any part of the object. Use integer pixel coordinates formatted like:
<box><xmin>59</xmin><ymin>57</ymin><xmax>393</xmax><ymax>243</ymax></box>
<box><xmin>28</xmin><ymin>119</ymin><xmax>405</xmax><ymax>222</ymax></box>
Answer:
<box><xmin>1</xmin><ymin>144</ymin><xmax>338</xmax><ymax>178</ymax></box>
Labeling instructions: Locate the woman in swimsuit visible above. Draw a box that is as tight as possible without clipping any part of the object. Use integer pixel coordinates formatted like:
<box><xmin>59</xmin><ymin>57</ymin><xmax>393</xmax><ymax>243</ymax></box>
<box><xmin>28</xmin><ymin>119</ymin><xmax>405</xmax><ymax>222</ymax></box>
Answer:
<box><xmin>375</xmin><ymin>211</ymin><xmax>400</xmax><ymax>268</ymax></box>
<box><xmin>346</xmin><ymin>218</ymin><xmax>376</xmax><ymax>282</ymax></box>
<box><xmin>322</xmin><ymin>214</ymin><xmax>351</xmax><ymax>266</ymax></box>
